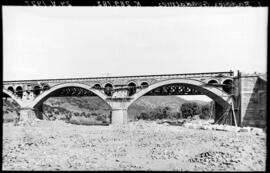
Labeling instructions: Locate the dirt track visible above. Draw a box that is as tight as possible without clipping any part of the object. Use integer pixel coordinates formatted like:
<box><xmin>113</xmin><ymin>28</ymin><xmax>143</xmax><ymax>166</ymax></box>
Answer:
<box><xmin>2</xmin><ymin>120</ymin><xmax>266</xmax><ymax>171</ymax></box>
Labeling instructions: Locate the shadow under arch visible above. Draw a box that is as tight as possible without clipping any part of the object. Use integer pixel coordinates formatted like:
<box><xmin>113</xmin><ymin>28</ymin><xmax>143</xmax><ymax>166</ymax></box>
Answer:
<box><xmin>126</xmin><ymin>78</ymin><xmax>232</xmax><ymax>120</ymax></box>
<box><xmin>2</xmin><ymin>88</ymin><xmax>22</xmax><ymax>107</ymax></box>
<box><xmin>29</xmin><ymin>82</ymin><xmax>111</xmax><ymax>109</ymax></box>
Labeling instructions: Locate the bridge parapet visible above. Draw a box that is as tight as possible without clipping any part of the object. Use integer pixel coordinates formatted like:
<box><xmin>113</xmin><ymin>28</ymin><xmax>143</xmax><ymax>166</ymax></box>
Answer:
<box><xmin>3</xmin><ymin>71</ymin><xmax>234</xmax><ymax>95</ymax></box>
<box><xmin>3</xmin><ymin>71</ymin><xmax>233</xmax><ymax>84</ymax></box>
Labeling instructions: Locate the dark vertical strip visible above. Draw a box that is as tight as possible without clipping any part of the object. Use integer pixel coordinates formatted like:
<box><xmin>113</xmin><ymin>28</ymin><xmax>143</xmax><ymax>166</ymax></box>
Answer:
<box><xmin>238</xmin><ymin>70</ymin><xmax>242</xmax><ymax>127</ymax></box>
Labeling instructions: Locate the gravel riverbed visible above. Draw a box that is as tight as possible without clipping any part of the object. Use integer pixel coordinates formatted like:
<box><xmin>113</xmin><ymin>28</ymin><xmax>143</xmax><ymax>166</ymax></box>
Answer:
<box><xmin>2</xmin><ymin>120</ymin><xmax>266</xmax><ymax>171</ymax></box>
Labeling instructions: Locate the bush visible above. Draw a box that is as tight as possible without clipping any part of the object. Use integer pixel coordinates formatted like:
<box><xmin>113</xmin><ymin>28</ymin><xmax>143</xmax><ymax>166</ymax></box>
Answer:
<box><xmin>192</xmin><ymin>103</ymin><xmax>201</xmax><ymax>115</ymax></box>
<box><xmin>135</xmin><ymin>106</ymin><xmax>176</xmax><ymax>121</ymax></box>
<box><xmin>81</xmin><ymin>112</ymin><xmax>86</xmax><ymax>117</ymax></box>
<box><xmin>74</xmin><ymin>112</ymin><xmax>80</xmax><ymax>117</ymax></box>
<box><xmin>65</xmin><ymin>112</ymin><xmax>72</xmax><ymax>121</ymax></box>
<box><xmin>96</xmin><ymin>114</ymin><xmax>107</xmax><ymax>122</ymax></box>
<box><xmin>181</xmin><ymin>102</ymin><xmax>201</xmax><ymax>118</ymax></box>
<box><xmin>200</xmin><ymin>104</ymin><xmax>211</xmax><ymax>120</ymax></box>
<box><xmin>69</xmin><ymin>116</ymin><xmax>81</xmax><ymax>125</ymax></box>
<box><xmin>3</xmin><ymin>115</ymin><xmax>15</xmax><ymax>123</ymax></box>
<box><xmin>168</xmin><ymin>112</ymin><xmax>181</xmax><ymax>119</ymax></box>
<box><xmin>137</xmin><ymin>112</ymin><xmax>148</xmax><ymax>120</ymax></box>
<box><xmin>91</xmin><ymin>112</ymin><xmax>98</xmax><ymax>117</ymax></box>
<box><xmin>68</xmin><ymin>115</ymin><xmax>107</xmax><ymax>125</ymax></box>
<box><xmin>86</xmin><ymin>113</ymin><xmax>91</xmax><ymax>118</ymax></box>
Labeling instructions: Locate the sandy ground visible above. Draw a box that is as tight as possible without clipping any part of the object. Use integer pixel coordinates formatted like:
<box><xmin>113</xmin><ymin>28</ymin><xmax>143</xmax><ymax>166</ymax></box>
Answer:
<box><xmin>2</xmin><ymin>120</ymin><xmax>266</xmax><ymax>171</ymax></box>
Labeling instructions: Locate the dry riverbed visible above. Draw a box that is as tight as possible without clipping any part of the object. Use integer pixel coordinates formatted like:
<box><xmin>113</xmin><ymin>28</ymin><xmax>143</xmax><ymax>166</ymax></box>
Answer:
<box><xmin>2</xmin><ymin>120</ymin><xmax>266</xmax><ymax>171</ymax></box>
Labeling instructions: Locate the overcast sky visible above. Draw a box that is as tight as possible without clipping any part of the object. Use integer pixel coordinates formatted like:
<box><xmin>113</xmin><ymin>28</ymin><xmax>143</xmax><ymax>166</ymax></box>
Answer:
<box><xmin>3</xmin><ymin>7</ymin><xmax>268</xmax><ymax>81</ymax></box>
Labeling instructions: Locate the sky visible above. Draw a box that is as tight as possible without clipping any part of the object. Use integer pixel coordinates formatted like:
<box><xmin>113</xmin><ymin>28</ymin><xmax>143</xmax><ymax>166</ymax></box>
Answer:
<box><xmin>3</xmin><ymin>7</ymin><xmax>268</xmax><ymax>81</ymax></box>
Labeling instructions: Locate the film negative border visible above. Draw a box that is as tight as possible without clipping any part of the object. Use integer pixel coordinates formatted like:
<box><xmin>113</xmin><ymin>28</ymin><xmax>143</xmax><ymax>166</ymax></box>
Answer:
<box><xmin>1</xmin><ymin>0</ymin><xmax>269</xmax><ymax>7</ymax></box>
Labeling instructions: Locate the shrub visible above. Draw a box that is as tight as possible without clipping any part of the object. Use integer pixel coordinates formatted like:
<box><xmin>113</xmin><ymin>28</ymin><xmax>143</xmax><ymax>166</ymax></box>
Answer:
<box><xmin>65</xmin><ymin>112</ymin><xmax>72</xmax><ymax>121</ymax></box>
<box><xmin>200</xmin><ymin>104</ymin><xmax>211</xmax><ymax>120</ymax></box>
<box><xmin>168</xmin><ymin>112</ymin><xmax>181</xmax><ymax>119</ymax></box>
<box><xmin>137</xmin><ymin>112</ymin><xmax>148</xmax><ymax>120</ymax></box>
<box><xmin>192</xmin><ymin>102</ymin><xmax>201</xmax><ymax>115</ymax></box>
<box><xmin>86</xmin><ymin>113</ymin><xmax>91</xmax><ymax>118</ymax></box>
<box><xmin>68</xmin><ymin>115</ymin><xmax>109</xmax><ymax>125</ymax></box>
<box><xmin>181</xmin><ymin>102</ymin><xmax>201</xmax><ymax>118</ymax></box>
<box><xmin>91</xmin><ymin>112</ymin><xmax>98</xmax><ymax>117</ymax></box>
<box><xmin>81</xmin><ymin>112</ymin><xmax>86</xmax><ymax>117</ymax></box>
<box><xmin>136</xmin><ymin>106</ymin><xmax>175</xmax><ymax>121</ymax></box>
<box><xmin>3</xmin><ymin>112</ymin><xmax>17</xmax><ymax>123</ymax></box>
<box><xmin>96</xmin><ymin>114</ymin><xmax>106</xmax><ymax>122</ymax></box>
<box><xmin>69</xmin><ymin>116</ymin><xmax>81</xmax><ymax>125</ymax></box>
<box><xmin>74</xmin><ymin>112</ymin><xmax>80</xmax><ymax>117</ymax></box>
<box><xmin>4</xmin><ymin>115</ymin><xmax>15</xmax><ymax>123</ymax></box>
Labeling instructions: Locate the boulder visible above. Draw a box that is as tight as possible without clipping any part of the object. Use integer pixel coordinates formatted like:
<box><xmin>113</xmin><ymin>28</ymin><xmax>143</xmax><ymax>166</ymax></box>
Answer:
<box><xmin>251</xmin><ymin>127</ymin><xmax>264</xmax><ymax>135</ymax></box>
<box><xmin>163</xmin><ymin>122</ymin><xmax>170</xmax><ymax>126</ymax></box>
<box><xmin>183</xmin><ymin>123</ymin><xmax>191</xmax><ymax>128</ymax></box>
<box><xmin>229</xmin><ymin>126</ymin><xmax>241</xmax><ymax>132</ymax></box>
<box><xmin>192</xmin><ymin>124</ymin><xmax>200</xmax><ymax>129</ymax></box>
<box><xmin>200</xmin><ymin>125</ymin><xmax>211</xmax><ymax>130</ymax></box>
<box><xmin>216</xmin><ymin>125</ymin><xmax>226</xmax><ymax>131</ymax></box>
<box><xmin>199</xmin><ymin>125</ymin><xmax>206</xmax><ymax>130</ymax></box>
<box><xmin>210</xmin><ymin>125</ymin><xmax>218</xmax><ymax>130</ymax></box>
<box><xmin>192</xmin><ymin>115</ymin><xmax>200</xmax><ymax>120</ymax></box>
<box><xmin>205</xmin><ymin>125</ymin><xmax>212</xmax><ymax>130</ymax></box>
<box><xmin>221</xmin><ymin>126</ymin><xmax>240</xmax><ymax>132</ymax></box>
<box><xmin>239</xmin><ymin>127</ymin><xmax>251</xmax><ymax>132</ymax></box>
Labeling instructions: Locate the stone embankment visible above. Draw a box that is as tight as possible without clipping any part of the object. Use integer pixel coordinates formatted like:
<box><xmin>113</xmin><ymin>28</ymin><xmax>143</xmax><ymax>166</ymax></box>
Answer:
<box><xmin>157</xmin><ymin>119</ymin><xmax>265</xmax><ymax>136</ymax></box>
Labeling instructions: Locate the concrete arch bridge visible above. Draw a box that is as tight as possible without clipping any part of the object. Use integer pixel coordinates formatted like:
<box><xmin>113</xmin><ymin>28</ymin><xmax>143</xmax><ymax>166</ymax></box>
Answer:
<box><xmin>3</xmin><ymin>71</ymin><xmax>242</xmax><ymax>125</ymax></box>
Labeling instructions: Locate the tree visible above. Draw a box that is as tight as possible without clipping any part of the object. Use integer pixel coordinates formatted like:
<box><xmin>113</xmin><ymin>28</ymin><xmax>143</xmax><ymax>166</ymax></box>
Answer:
<box><xmin>81</xmin><ymin>112</ymin><xmax>86</xmax><ymax>117</ymax></box>
<box><xmin>192</xmin><ymin>102</ymin><xmax>201</xmax><ymax>115</ymax></box>
<box><xmin>138</xmin><ymin>112</ymin><xmax>148</xmax><ymax>120</ymax></box>
<box><xmin>180</xmin><ymin>102</ymin><xmax>201</xmax><ymax>118</ymax></box>
<box><xmin>181</xmin><ymin>103</ymin><xmax>193</xmax><ymax>118</ymax></box>
<box><xmin>200</xmin><ymin>104</ymin><xmax>211</xmax><ymax>120</ymax></box>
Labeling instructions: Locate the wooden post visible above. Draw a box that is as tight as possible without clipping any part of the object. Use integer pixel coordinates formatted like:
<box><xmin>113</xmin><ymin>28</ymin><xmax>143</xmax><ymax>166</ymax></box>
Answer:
<box><xmin>231</xmin><ymin>101</ymin><xmax>238</xmax><ymax>127</ymax></box>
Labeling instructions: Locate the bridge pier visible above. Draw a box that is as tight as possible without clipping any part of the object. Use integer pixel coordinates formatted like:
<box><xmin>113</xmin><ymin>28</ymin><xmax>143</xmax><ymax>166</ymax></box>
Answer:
<box><xmin>20</xmin><ymin>108</ymin><xmax>37</xmax><ymax>122</ymax></box>
<box><xmin>111</xmin><ymin>108</ymin><xmax>128</xmax><ymax>124</ymax></box>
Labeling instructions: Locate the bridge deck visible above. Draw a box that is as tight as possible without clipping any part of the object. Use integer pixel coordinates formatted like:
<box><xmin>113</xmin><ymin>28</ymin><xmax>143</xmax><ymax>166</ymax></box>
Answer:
<box><xmin>3</xmin><ymin>71</ymin><xmax>234</xmax><ymax>84</ymax></box>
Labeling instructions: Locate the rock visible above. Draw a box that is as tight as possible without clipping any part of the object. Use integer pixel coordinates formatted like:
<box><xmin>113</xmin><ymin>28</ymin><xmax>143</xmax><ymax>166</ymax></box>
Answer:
<box><xmin>227</xmin><ymin>126</ymin><xmax>240</xmax><ymax>132</ymax></box>
<box><xmin>210</xmin><ymin>125</ymin><xmax>217</xmax><ymax>130</ymax></box>
<box><xmin>188</xmin><ymin>124</ymin><xmax>194</xmax><ymax>129</ymax></box>
<box><xmin>183</xmin><ymin>123</ymin><xmax>191</xmax><ymax>128</ymax></box>
<box><xmin>196</xmin><ymin>121</ymin><xmax>203</xmax><ymax>126</ymax></box>
<box><xmin>200</xmin><ymin>126</ymin><xmax>207</xmax><ymax>130</ymax></box>
<box><xmin>192</xmin><ymin>124</ymin><xmax>200</xmax><ymax>129</ymax></box>
<box><xmin>216</xmin><ymin>125</ymin><xmax>225</xmax><ymax>131</ymax></box>
<box><xmin>251</xmin><ymin>128</ymin><xmax>264</xmax><ymax>135</ymax></box>
<box><xmin>163</xmin><ymin>123</ymin><xmax>170</xmax><ymax>126</ymax></box>
<box><xmin>205</xmin><ymin>125</ymin><xmax>212</xmax><ymax>130</ymax></box>
<box><xmin>223</xmin><ymin>125</ymin><xmax>240</xmax><ymax>132</ymax></box>
<box><xmin>192</xmin><ymin>115</ymin><xmax>200</xmax><ymax>120</ymax></box>
<box><xmin>200</xmin><ymin>125</ymin><xmax>211</xmax><ymax>130</ymax></box>
<box><xmin>239</xmin><ymin>128</ymin><xmax>249</xmax><ymax>132</ymax></box>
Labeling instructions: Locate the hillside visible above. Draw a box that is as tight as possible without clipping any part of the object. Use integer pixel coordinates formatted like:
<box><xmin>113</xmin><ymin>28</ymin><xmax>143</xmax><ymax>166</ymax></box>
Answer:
<box><xmin>3</xmin><ymin>95</ymin><xmax>211</xmax><ymax>123</ymax></box>
<box><xmin>187</xmin><ymin>99</ymin><xmax>210</xmax><ymax>106</ymax></box>
<box><xmin>2</xmin><ymin>98</ymin><xmax>20</xmax><ymax>123</ymax></box>
<box><xmin>128</xmin><ymin>96</ymin><xmax>189</xmax><ymax>120</ymax></box>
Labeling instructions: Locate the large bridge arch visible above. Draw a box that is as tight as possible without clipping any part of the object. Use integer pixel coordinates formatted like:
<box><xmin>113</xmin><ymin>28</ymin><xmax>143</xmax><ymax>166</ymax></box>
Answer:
<box><xmin>127</xmin><ymin>78</ymin><xmax>232</xmax><ymax>110</ymax></box>
<box><xmin>28</xmin><ymin>82</ymin><xmax>110</xmax><ymax>109</ymax></box>
<box><xmin>2</xmin><ymin>88</ymin><xmax>23</xmax><ymax>107</ymax></box>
